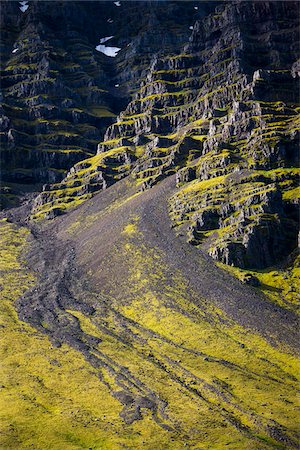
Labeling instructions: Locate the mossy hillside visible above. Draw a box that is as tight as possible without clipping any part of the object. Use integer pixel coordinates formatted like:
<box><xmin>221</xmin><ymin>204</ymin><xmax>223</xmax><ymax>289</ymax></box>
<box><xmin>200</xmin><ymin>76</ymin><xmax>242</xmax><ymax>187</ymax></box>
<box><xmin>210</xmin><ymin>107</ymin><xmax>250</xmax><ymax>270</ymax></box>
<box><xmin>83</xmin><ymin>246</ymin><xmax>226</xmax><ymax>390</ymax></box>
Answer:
<box><xmin>217</xmin><ymin>253</ymin><xmax>300</xmax><ymax>314</ymax></box>
<box><xmin>32</xmin><ymin>125</ymin><xmax>199</xmax><ymax>219</ymax></box>
<box><xmin>170</xmin><ymin>166</ymin><xmax>299</xmax><ymax>268</ymax></box>
<box><xmin>168</xmin><ymin>96</ymin><xmax>299</xmax><ymax>270</ymax></box>
<box><xmin>4</xmin><ymin>212</ymin><xmax>293</xmax><ymax>449</ymax></box>
<box><xmin>97</xmin><ymin>32</ymin><xmax>243</xmax><ymax>185</ymax></box>
<box><xmin>0</xmin><ymin>219</ymin><xmax>185</xmax><ymax>450</ymax></box>
<box><xmin>31</xmin><ymin>146</ymin><xmax>138</xmax><ymax>219</ymax></box>
<box><xmin>2</xmin><ymin>170</ymin><xmax>300</xmax><ymax>448</ymax></box>
<box><xmin>1</xmin><ymin>3</ymin><xmax>300</xmax><ymax>449</ymax></box>
<box><xmin>236</xmin><ymin>104</ymin><xmax>299</xmax><ymax>170</ymax></box>
<box><xmin>35</xmin><ymin>92</ymin><xmax>299</xmax><ymax>223</ymax></box>
<box><xmin>0</xmin><ymin>220</ymin><xmax>116</xmax><ymax>448</ymax></box>
<box><xmin>10</xmin><ymin>1</ymin><xmax>299</xmax><ymax>272</ymax></box>
<box><xmin>26</xmin><ymin>3</ymin><xmax>256</xmax><ymax>213</ymax></box>
<box><xmin>65</xmin><ymin>213</ymin><xmax>300</xmax><ymax>449</ymax></box>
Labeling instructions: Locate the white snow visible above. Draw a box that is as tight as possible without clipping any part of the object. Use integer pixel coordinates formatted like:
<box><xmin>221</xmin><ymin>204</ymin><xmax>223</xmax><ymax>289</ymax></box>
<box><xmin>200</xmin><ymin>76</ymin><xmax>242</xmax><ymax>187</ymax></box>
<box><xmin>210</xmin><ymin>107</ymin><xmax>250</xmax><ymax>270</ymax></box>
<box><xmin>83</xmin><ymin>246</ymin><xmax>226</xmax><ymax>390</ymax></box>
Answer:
<box><xmin>96</xmin><ymin>44</ymin><xmax>121</xmax><ymax>57</ymax></box>
<box><xmin>114</xmin><ymin>1</ymin><xmax>121</xmax><ymax>6</ymax></box>
<box><xmin>12</xmin><ymin>48</ymin><xmax>19</xmax><ymax>53</ymax></box>
<box><xmin>96</xmin><ymin>35</ymin><xmax>121</xmax><ymax>57</ymax></box>
<box><xmin>115</xmin><ymin>84</ymin><xmax>120</xmax><ymax>87</ymax></box>
<box><xmin>107</xmin><ymin>18</ymin><xmax>114</xmax><ymax>23</ymax></box>
<box><xmin>189</xmin><ymin>26</ymin><xmax>194</xmax><ymax>30</ymax></box>
<box><xmin>99</xmin><ymin>36</ymin><xmax>114</xmax><ymax>44</ymax></box>
<box><xmin>194</xmin><ymin>6</ymin><xmax>198</xmax><ymax>10</ymax></box>
<box><xmin>19</xmin><ymin>1</ymin><xmax>29</xmax><ymax>12</ymax></box>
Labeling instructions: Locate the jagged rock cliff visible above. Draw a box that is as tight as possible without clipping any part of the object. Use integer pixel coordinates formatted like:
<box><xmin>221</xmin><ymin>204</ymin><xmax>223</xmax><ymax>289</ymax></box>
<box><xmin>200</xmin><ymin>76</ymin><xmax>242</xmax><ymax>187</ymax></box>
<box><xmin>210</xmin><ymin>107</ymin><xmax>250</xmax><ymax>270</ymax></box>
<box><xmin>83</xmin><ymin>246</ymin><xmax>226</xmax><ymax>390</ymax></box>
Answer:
<box><xmin>0</xmin><ymin>0</ymin><xmax>201</xmax><ymax>202</ymax></box>
<box><xmin>17</xmin><ymin>0</ymin><xmax>300</xmax><ymax>271</ymax></box>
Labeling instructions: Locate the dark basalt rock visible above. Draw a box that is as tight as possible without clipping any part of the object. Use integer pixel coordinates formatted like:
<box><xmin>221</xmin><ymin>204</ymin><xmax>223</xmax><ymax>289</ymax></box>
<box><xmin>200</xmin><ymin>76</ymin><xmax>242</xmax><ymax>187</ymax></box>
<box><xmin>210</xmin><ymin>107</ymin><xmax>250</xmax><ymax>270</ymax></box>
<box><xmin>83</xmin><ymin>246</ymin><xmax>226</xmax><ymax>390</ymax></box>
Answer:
<box><xmin>1</xmin><ymin>0</ymin><xmax>299</xmax><ymax>271</ymax></box>
<box><xmin>242</xmin><ymin>274</ymin><xmax>261</xmax><ymax>287</ymax></box>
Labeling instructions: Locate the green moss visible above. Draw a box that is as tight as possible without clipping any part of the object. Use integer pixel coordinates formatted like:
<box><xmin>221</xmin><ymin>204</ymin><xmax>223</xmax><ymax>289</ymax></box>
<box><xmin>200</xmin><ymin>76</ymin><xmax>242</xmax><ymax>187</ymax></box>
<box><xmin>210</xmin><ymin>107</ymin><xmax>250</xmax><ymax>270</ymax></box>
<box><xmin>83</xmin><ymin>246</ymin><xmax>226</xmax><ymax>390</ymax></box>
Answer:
<box><xmin>139</xmin><ymin>89</ymin><xmax>193</xmax><ymax>104</ymax></box>
<box><xmin>31</xmin><ymin>195</ymin><xmax>91</xmax><ymax>220</ymax></box>
<box><xmin>89</xmin><ymin>107</ymin><xmax>116</xmax><ymax>118</ymax></box>
<box><xmin>0</xmin><ymin>220</ymin><xmax>124</xmax><ymax>449</ymax></box>
<box><xmin>5</xmin><ymin>63</ymin><xmax>39</xmax><ymax>71</ymax></box>
<box><xmin>122</xmin><ymin>217</ymin><xmax>140</xmax><ymax>236</ymax></box>
<box><xmin>81</xmin><ymin>217</ymin><xmax>300</xmax><ymax>449</ymax></box>
<box><xmin>100</xmin><ymin>138</ymin><xmax>120</xmax><ymax>147</ymax></box>
<box><xmin>218</xmin><ymin>258</ymin><xmax>300</xmax><ymax>314</ymax></box>
<box><xmin>177</xmin><ymin>175</ymin><xmax>226</xmax><ymax>195</ymax></box>
<box><xmin>31</xmin><ymin>144</ymin><xmax>138</xmax><ymax>219</ymax></box>
<box><xmin>114</xmin><ymin>119</ymin><xmax>135</xmax><ymax>126</ymax></box>
<box><xmin>191</xmin><ymin>134</ymin><xmax>207</xmax><ymax>141</ymax></box>
<box><xmin>1</xmin><ymin>159</ymin><xmax>300</xmax><ymax>449</ymax></box>
<box><xmin>283</xmin><ymin>186</ymin><xmax>300</xmax><ymax>201</ymax></box>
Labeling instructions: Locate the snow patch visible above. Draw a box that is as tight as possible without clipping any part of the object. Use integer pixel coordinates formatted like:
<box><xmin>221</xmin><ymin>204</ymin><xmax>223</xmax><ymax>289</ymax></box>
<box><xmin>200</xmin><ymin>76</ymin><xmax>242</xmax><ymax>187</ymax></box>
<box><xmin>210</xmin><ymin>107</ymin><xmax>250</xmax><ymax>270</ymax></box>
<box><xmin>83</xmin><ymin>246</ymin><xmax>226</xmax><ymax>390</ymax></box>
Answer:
<box><xmin>115</xmin><ymin>84</ymin><xmax>120</xmax><ymax>87</ymax></box>
<box><xmin>19</xmin><ymin>1</ymin><xmax>29</xmax><ymax>12</ymax></box>
<box><xmin>96</xmin><ymin>44</ymin><xmax>121</xmax><ymax>57</ymax></box>
<box><xmin>107</xmin><ymin>18</ymin><xmax>114</xmax><ymax>23</ymax></box>
<box><xmin>194</xmin><ymin>6</ymin><xmax>198</xmax><ymax>10</ymax></box>
<box><xmin>189</xmin><ymin>26</ymin><xmax>194</xmax><ymax>30</ymax></box>
<box><xmin>12</xmin><ymin>48</ymin><xmax>19</xmax><ymax>53</ymax></box>
<box><xmin>99</xmin><ymin>36</ymin><xmax>114</xmax><ymax>44</ymax></box>
<box><xmin>114</xmin><ymin>1</ymin><xmax>121</xmax><ymax>6</ymax></box>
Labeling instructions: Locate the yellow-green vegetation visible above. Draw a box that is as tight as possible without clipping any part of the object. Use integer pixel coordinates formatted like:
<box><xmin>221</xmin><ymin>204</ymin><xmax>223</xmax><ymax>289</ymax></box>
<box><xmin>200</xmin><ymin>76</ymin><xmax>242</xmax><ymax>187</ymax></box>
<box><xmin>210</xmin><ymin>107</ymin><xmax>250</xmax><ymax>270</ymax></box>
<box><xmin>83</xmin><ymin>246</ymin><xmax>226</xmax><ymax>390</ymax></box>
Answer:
<box><xmin>31</xmin><ymin>146</ymin><xmax>137</xmax><ymax>220</ymax></box>
<box><xmin>218</xmin><ymin>257</ymin><xmax>300</xmax><ymax>314</ymax></box>
<box><xmin>122</xmin><ymin>217</ymin><xmax>139</xmax><ymax>235</ymax></box>
<box><xmin>1</xmin><ymin>192</ymin><xmax>300</xmax><ymax>449</ymax></box>
<box><xmin>89</xmin><ymin>107</ymin><xmax>116</xmax><ymax>118</ymax></box>
<box><xmin>170</xmin><ymin>140</ymin><xmax>299</xmax><ymax>266</ymax></box>
<box><xmin>191</xmin><ymin>134</ymin><xmax>207</xmax><ymax>141</ymax></box>
<box><xmin>139</xmin><ymin>89</ymin><xmax>193</xmax><ymax>104</ymax></box>
<box><xmin>283</xmin><ymin>186</ymin><xmax>300</xmax><ymax>201</ymax></box>
<box><xmin>0</xmin><ymin>220</ymin><xmax>125</xmax><ymax>449</ymax></box>
<box><xmin>69</xmin><ymin>215</ymin><xmax>299</xmax><ymax>449</ymax></box>
<box><xmin>31</xmin><ymin>194</ymin><xmax>91</xmax><ymax>221</ymax></box>
<box><xmin>177</xmin><ymin>175</ymin><xmax>226</xmax><ymax>194</ymax></box>
<box><xmin>0</xmin><ymin>219</ymin><xmax>180</xmax><ymax>449</ymax></box>
<box><xmin>170</xmin><ymin>161</ymin><xmax>300</xmax><ymax>313</ymax></box>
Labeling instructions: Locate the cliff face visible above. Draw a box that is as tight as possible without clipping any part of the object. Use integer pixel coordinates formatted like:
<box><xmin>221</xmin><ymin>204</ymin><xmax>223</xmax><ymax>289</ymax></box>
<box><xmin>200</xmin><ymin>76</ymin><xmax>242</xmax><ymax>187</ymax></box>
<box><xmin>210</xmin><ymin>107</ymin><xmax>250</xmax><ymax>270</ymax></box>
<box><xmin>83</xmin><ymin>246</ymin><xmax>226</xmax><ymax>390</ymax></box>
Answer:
<box><xmin>16</xmin><ymin>0</ymin><xmax>299</xmax><ymax>271</ymax></box>
<box><xmin>0</xmin><ymin>0</ymin><xmax>202</xmax><ymax>200</ymax></box>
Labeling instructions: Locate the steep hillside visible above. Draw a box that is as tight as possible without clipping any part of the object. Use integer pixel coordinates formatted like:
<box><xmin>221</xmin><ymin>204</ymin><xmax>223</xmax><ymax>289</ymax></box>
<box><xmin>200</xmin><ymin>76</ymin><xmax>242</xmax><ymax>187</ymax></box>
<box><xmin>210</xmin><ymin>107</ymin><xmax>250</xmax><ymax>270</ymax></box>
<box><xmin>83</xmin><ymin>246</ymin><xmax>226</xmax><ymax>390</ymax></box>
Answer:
<box><xmin>2</xmin><ymin>174</ymin><xmax>299</xmax><ymax>449</ymax></box>
<box><xmin>0</xmin><ymin>1</ymin><xmax>299</xmax><ymax>449</ymax></box>
<box><xmin>31</xmin><ymin>1</ymin><xmax>300</xmax><ymax>273</ymax></box>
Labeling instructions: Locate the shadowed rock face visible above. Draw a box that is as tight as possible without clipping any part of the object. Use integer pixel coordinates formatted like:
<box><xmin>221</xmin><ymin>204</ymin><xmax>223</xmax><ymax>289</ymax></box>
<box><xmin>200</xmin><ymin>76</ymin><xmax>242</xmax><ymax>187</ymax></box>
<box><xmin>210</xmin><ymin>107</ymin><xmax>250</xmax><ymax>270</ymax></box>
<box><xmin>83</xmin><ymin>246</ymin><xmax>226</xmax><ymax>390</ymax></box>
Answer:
<box><xmin>12</xmin><ymin>0</ymin><xmax>298</xmax><ymax>270</ymax></box>
<box><xmin>0</xmin><ymin>0</ymin><xmax>205</xmax><ymax>189</ymax></box>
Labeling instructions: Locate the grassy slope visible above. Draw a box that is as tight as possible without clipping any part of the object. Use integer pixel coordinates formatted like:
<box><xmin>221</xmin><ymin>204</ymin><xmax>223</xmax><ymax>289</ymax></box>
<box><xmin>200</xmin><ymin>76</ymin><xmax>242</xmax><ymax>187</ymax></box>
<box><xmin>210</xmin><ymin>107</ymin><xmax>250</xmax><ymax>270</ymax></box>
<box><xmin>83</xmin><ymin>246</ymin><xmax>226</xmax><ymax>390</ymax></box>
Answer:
<box><xmin>0</xmin><ymin>220</ymin><xmax>171</xmax><ymax>449</ymax></box>
<box><xmin>217</xmin><ymin>260</ymin><xmax>300</xmax><ymax>314</ymax></box>
<box><xmin>59</xmin><ymin>176</ymin><xmax>299</xmax><ymax>448</ymax></box>
<box><xmin>1</xmin><ymin>175</ymin><xmax>299</xmax><ymax>449</ymax></box>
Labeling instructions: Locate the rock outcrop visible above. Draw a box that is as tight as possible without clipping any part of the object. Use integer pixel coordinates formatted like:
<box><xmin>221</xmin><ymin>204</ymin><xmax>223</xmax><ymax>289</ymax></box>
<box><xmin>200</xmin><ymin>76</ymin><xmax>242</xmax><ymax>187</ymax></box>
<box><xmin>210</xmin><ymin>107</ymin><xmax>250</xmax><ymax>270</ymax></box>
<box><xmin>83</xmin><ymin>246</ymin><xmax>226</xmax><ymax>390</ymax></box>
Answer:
<box><xmin>0</xmin><ymin>0</ymin><xmax>199</xmax><ymax>204</ymax></box>
<box><xmin>1</xmin><ymin>0</ymin><xmax>299</xmax><ymax>271</ymax></box>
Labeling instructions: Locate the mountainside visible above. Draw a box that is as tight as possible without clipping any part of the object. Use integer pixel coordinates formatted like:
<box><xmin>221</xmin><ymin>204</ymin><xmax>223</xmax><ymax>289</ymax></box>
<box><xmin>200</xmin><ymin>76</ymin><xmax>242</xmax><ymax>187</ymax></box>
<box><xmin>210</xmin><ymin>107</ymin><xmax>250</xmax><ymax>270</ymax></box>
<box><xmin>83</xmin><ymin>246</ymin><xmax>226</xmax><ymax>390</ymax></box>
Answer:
<box><xmin>0</xmin><ymin>1</ymin><xmax>299</xmax><ymax>449</ymax></box>
<box><xmin>0</xmin><ymin>0</ymin><xmax>208</xmax><ymax>198</ymax></box>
